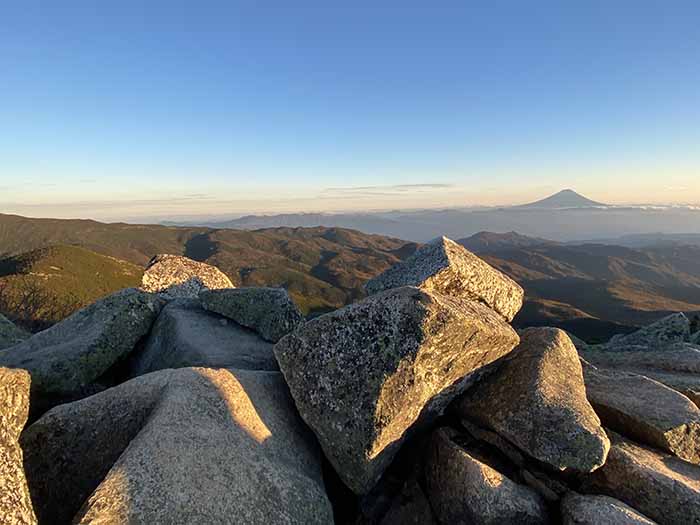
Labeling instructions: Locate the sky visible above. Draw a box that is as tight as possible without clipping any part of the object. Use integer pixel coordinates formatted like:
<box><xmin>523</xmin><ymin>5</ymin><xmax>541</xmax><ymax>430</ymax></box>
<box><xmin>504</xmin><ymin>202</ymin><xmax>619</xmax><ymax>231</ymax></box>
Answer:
<box><xmin>1</xmin><ymin>1</ymin><xmax>699</xmax><ymax>221</ymax></box>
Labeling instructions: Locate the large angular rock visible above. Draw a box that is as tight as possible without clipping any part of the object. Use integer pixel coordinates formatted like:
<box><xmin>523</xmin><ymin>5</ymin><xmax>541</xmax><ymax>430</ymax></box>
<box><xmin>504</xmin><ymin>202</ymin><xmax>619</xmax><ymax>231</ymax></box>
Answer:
<box><xmin>0</xmin><ymin>368</ymin><xmax>37</xmax><ymax>525</ymax></box>
<box><xmin>425</xmin><ymin>428</ymin><xmax>548</xmax><ymax>525</ymax></box>
<box><xmin>0</xmin><ymin>289</ymin><xmax>163</xmax><ymax>414</ymax></box>
<box><xmin>607</xmin><ymin>313</ymin><xmax>690</xmax><ymax>348</ymax></box>
<box><xmin>583</xmin><ymin>362</ymin><xmax>700</xmax><ymax>464</ymax></box>
<box><xmin>141</xmin><ymin>254</ymin><xmax>234</xmax><ymax>299</ymax></box>
<box><xmin>131</xmin><ymin>298</ymin><xmax>277</xmax><ymax>376</ymax></box>
<box><xmin>0</xmin><ymin>314</ymin><xmax>29</xmax><ymax>350</ymax></box>
<box><xmin>364</xmin><ymin>236</ymin><xmax>524</xmax><ymax>321</ymax></box>
<box><xmin>274</xmin><ymin>286</ymin><xmax>520</xmax><ymax>493</ymax></box>
<box><xmin>582</xmin><ymin>433</ymin><xmax>700</xmax><ymax>525</ymax></box>
<box><xmin>22</xmin><ymin>367</ymin><xmax>333</xmax><ymax>524</ymax></box>
<box><xmin>456</xmin><ymin>327</ymin><xmax>609</xmax><ymax>472</ymax></box>
<box><xmin>561</xmin><ymin>493</ymin><xmax>656</xmax><ymax>525</ymax></box>
<box><xmin>200</xmin><ymin>287</ymin><xmax>303</xmax><ymax>343</ymax></box>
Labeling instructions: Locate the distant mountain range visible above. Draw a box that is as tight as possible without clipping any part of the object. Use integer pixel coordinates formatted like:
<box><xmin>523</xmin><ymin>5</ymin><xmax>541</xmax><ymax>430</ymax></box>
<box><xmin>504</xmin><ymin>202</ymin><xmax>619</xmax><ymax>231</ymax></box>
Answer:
<box><xmin>0</xmin><ymin>213</ymin><xmax>416</xmax><ymax>327</ymax></box>
<box><xmin>2</xmin><ymin>212</ymin><xmax>700</xmax><ymax>342</ymax></box>
<box><xmin>162</xmin><ymin>190</ymin><xmax>700</xmax><ymax>243</ymax></box>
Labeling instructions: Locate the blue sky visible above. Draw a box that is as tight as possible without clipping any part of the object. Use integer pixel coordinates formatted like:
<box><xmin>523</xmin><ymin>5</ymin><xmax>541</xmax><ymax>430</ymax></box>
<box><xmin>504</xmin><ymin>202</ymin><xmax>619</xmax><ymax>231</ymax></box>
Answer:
<box><xmin>1</xmin><ymin>2</ymin><xmax>699</xmax><ymax>220</ymax></box>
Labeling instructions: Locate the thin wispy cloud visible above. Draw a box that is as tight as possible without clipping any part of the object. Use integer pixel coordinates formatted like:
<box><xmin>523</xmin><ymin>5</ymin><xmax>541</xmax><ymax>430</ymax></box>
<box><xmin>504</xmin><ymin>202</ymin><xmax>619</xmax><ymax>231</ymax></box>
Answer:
<box><xmin>321</xmin><ymin>183</ymin><xmax>456</xmax><ymax>198</ymax></box>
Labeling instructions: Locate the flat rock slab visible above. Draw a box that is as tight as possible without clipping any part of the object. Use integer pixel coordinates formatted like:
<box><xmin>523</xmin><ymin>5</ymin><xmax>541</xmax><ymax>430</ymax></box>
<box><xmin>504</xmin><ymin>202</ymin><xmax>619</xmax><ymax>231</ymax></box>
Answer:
<box><xmin>583</xmin><ymin>362</ymin><xmax>700</xmax><ymax>464</ymax></box>
<box><xmin>0</xmin><ymin>314</ymin><xmax>29</xmax><ymax>350</ymax></box>
<box><xmin>200</xmin><ymin>287</ymin><xmax>302</xmax><ymax>342</ymax></box>
<box><xmin>582</xmin><ymin>433</ymin><xmax>700</xmax><ymax>525</ymax></box>
<box><xmin>425</xmin><ymin>428</ymin><xmax>548</xmax><ymax>525</ymax></box>
<box><xmin>0</xmin><ymin>368</ymin><xmax>37</xmax><ymax>525</ymax></box>
<box><xmin>141</xmin><ymin>254</ymin><xmax>234</xmax><ymax>299</ymax></box>
<box><xmin>21</xmin><ymin>367</ymin><xmax>333</xmax><ymax>524</ymax></box>
<box><xmin>364</xmin><ymin>236</ymin><xmax>524</xmax><ymax>321</ymax></box>
<box><xmin>561</xmin><ymin>494</ymin><xmax>656</xmax><ymax>525</ymax></box>
<box><xmin>580</xmin><ymin>343</ymin><xmax>700</xmax><ymax>401</ymax></box>
<box><xmin>131</xmin><ymin>298</ymin><xmax>277</xmax><ymax>376</ymax></box>
<box><xmin>275</xmin><ymin>286</ymin><xmax>520</xmax><ymax>494</ymax></box>
<box><xmin>0</xmin><ymin>289</ymin><xmax>163</xmax><ymax>414</ymax></box>
<box><xmin>456</xmin><ymin>327</ymin><xmax>609</xmax><ymax>472</ymax></box>
<box><xmin>607</xmin><ymin>313</ymin><xmax>690</xmax><ymax>348</ymax></box>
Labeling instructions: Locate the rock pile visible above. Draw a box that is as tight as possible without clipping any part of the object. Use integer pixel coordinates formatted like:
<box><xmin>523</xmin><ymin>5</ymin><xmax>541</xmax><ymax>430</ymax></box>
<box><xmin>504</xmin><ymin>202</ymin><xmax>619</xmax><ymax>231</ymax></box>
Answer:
<box><xmin>1</xmin><ymin>248</ymin><xmax>699</xmax><ymax>523</ymax></box>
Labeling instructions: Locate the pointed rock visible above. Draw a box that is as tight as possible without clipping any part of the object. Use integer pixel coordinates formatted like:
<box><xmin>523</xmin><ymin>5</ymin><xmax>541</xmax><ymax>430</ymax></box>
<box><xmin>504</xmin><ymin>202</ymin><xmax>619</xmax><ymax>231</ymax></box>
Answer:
<box><xmin>131</xmin><ymin>298</ymin><xmax>277</xmax><ymax>376</ymax></box>
<box><xmin>0</xmin><ymin>289</ymin><xmax>164</xmax><ymax>415</ymax></box>
<box><xmin>561</xmin><ymin>494</ymin><xmax>656</xmax><ymax>525</ymax></box>
<box><xmin>583</xmin><ymin>362</ymin><xmax>700</xmax><ymax>464</ymax></box>
<box><xmin>455</xmin><ymin>327</ymin><xmax>610</xmax><ymax>472</ymax></box>
<box><xmin>364</xmin><ymin>236</ymin><xmax>524</xmax><ymax>321</ymax></box>
<box><xmin>274</xmin><ymin>286</ymin><xmax>520</xmax><ymax>493</ymax></box>
<box><xmin>0</xmin><ymin>368</ymin><xmax>37</xmax><ymax>525</ymax></box>
<box><xmin>0</xmin><ymin>314</ymin><xmax>29</xmax><ymax>350</ymax></box>
<box><xmin>582</xmin><ymin>433</ymin><xmax>700</xmax><ymax>525</ymax></box>
<box><xmin>425</xmin><ymin>428</ymin><xmax>548</xmax><ymax>525</ymax></box>
<box><xmin>200</xmin><ymin>287</ymin><xmax>303</xmax><ymax>343</ymax></box>
<box><xmin>141</xmin><ymin>254</ymin><xmax>234</xmax><ymax>299</ymax></box>
<box><xmin>607</xmin><ymin>313</ymin><xmax>690</xmax><ymax>348</ymax></box>
<box><xmin>21</xmin><ymin>367</ymin><xmax>333</xmax><ymax>524</ymax></box>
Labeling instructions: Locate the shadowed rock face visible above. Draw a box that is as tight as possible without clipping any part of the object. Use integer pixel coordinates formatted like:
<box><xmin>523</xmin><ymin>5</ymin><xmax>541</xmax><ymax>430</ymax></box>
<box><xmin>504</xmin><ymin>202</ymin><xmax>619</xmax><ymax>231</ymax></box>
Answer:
<box><xmin>0</xmin><ymin>289</ymin><xmax>164</xmax><ymax>415</ymax></box>
<box><xmin>582</xmin><ymin>362</ymin><xmax>700</xmax><ymax>464</ymax></box>
<box><xmin>0</xmin><ymin>314</ymin><xmax>29</xmax><ymax>351</ymax></box>
<box><xmin>21</xmin><ymin>367</ymin><xmax>333</xmax><ymax>524</ymax></box>
<box><xmin>0</xmin><ymin>368</ymin><xmax>36</xmax><ymax>525</ymax></box>
<box><xmin>200</xmin><ymin>287</ymin><xmax>303</xmax><ymax>343</ymax></box>
<box><xmin>560</xmin><ymin>494</ymin><xmax>656</xmax><ymax>525</ymax></box>
<box><xmin>141</xmin><ymin>254</ymin><xmax>234</xmax><ymax>299</ymax></box>
<box><xmin>582</xmin><ymin>433</ymin><xmax>700</xmax><ymax>525</ymax></box>
<box><xmin>364</xmin><ymin>236</ymin><xmax>524</xmax><ymax>322</ymax></box>
<box><xmin>131</xmin><ymin>298</ymin><xmax>277</xmax><ymax>376</ymax></box>
<box><xmin>425</xmin><ymin>428</ymin><xmax>548</xmax><ymax>525</ymax></box>
<box><xmin>456</xmin><ymin>327</ymin><xmax>610</xmax><ymax>472</ymax></box>
<box><xmin>274</xmin><ymin>286</ymin><xmax>520</xmax><ymax>494</ymax></box>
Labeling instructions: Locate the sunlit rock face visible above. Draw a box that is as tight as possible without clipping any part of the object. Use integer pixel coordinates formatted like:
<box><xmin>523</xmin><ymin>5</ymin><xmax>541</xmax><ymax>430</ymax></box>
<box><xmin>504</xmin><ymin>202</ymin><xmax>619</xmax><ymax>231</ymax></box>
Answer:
<box><xmin>455</xmin><ymin>327</ymin><xmax>610</xmax><ymax>473</ymax></box>
<box><xmin>21</xmin><ymin>367</ymin><xmax>332</xmax><ymax>524</ymax></box>
<box><xmin>141</xmin><ymin>254</ymin><xmax>234</xmax><ymax>299</ymax></box>
<box><xmin>274</xmin><ymin>286</ymin><xmax>520</xmax><ymax>494</ymax></box>
<box><xmin>0</xmin><ymin>368</ymin><xmax>37</xmax><ymax>525</ymax></box>
<box><xmin>365</xmin><ymin>236</ymin><xmax>524</xmax><ymax>322</ymax></box>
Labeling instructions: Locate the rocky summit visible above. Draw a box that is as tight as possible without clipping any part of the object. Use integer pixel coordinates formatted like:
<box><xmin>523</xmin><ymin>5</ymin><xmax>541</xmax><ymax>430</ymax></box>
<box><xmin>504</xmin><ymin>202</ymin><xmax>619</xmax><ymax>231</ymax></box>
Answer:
<box><xmin>1</xmin><ymin>236</ymin><xmax>700</xmax><ymax>523</ymax></box>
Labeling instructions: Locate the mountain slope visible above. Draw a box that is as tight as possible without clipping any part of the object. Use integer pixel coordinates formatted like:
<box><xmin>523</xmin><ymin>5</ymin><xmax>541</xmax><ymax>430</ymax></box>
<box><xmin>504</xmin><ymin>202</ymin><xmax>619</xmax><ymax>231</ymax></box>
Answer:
<box><xmin>458</xmin><ymin>232</ymin><xmax>700</xmax><ymax>341</ymax></box>
<box><xmin>0</xmin><ymin>245</ymin><xmax>143</xmax><ymax>330</ymax></box>
<box><xmin>516</xmin><ymin>189</ymin><xmax>607</xmax><ymax>209</ymax></box>
<box><xmin>0</xmin><ymin>214</ymin><xmax>417</xmax><ymax>323</ymax></box>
